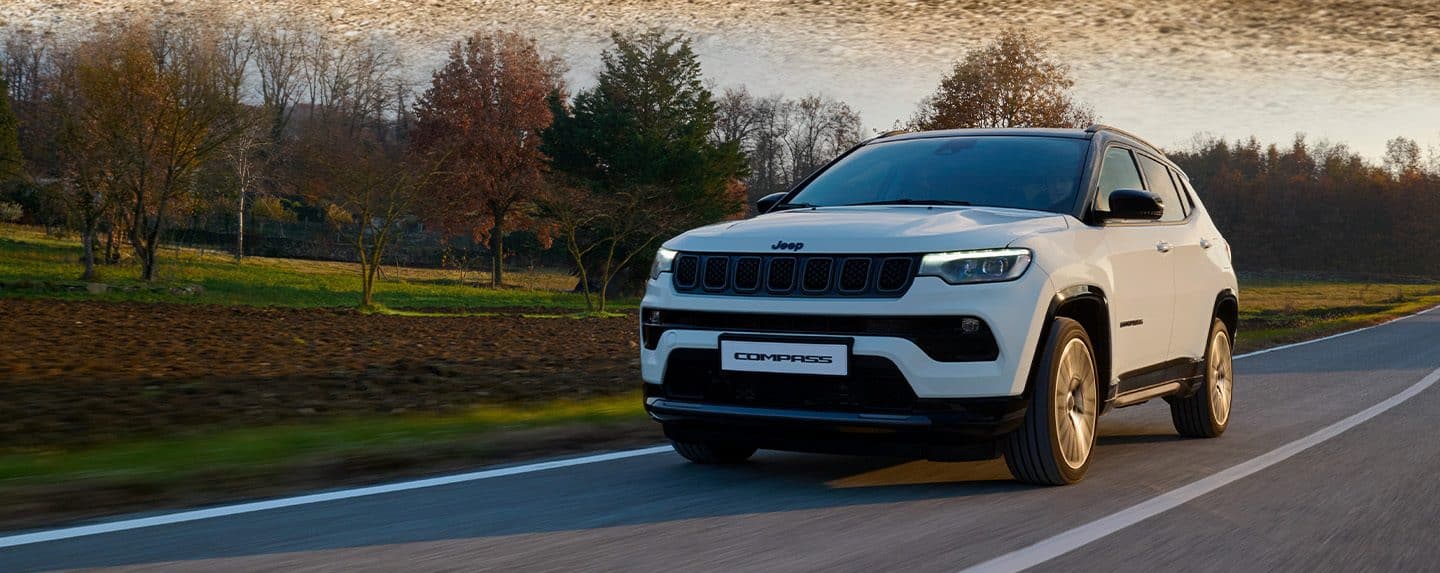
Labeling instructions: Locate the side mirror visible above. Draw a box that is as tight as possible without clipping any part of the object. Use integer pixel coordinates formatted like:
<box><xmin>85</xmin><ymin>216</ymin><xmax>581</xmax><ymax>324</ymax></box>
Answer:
<box><xmin>755</xmin><ymin>192</ymin><xmax>787</xmax><ymax>214</ymax></box>
<box><xmin>1097</xmin><ymin>188</ymin><xmax>1164</xmax><ymax>222</ymax></box>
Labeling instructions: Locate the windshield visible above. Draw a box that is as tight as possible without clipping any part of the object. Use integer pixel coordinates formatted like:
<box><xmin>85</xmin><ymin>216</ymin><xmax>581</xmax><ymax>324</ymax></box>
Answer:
<box><xmin>785</xmin><ymin>136</ymin><xmax>1088</xmax><ymax>213</ymax></box>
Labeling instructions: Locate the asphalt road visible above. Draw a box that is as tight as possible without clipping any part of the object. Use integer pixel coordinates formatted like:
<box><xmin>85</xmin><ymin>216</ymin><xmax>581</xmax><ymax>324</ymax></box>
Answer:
<box><xmin>5</xmin><ymin>309</ymin><xmax>1440</xmax><ymax>572</ymax></box>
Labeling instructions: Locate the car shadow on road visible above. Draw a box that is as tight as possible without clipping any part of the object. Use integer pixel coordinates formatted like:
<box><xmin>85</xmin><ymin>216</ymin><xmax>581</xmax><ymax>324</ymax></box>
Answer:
<box><xmin>1097</xmin><ymin>433</ymin><xmax>1183</xmax><ymax>445</ymax></box>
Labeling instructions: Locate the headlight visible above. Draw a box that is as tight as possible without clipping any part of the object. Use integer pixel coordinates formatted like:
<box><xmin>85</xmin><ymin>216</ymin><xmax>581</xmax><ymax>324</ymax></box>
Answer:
<box><xmin>918</xmin><ymin>248</ymin><xmax>1032</xmax><ymax>284</ymax></box>
<box><xmin>650</xmin><ymin>247</ymin><xmax>678</xmax><ymax>280</ymax></box>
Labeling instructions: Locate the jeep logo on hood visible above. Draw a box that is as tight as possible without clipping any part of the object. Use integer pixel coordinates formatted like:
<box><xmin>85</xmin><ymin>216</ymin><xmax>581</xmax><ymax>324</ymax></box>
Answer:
<box><xmin>771</xmin><ymin>241</ymin><xmax>804</xmax><ymax>251</ymax></box>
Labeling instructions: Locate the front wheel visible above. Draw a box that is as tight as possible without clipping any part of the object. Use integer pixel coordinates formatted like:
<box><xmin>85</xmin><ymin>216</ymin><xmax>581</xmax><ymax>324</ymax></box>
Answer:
<box><xmin>1004</xmin><ymin>317</ymin><xmax>1099</xmax><ymax>485</ymax></box>
<box><xmin>1169</xmin><ymin>318</ymin><xmax>1233</xmax><ymax>438</ymax></box>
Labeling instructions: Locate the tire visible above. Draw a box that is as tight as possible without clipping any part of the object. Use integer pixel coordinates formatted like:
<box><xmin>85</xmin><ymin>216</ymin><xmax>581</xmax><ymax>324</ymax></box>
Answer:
<box><xmin>1170</xmin><ymin>318</ymin><xmax>1233</xmax><ymax>438</ymax></box>
<box><xmin>1004</xmin><ymin>317</ymin><xmax>1099</xmax><ymax>485</ymax></box>
<box><xmin>671</xmin><ymin>440</ymin><xmax>757</xmax><ymax>464</ymax></box>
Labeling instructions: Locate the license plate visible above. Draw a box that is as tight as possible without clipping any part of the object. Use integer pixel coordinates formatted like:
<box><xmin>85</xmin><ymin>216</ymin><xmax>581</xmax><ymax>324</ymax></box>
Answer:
<box><xmin>720</xmin><ymin>339</ymin><xmax>849</xmax><ymax>376</ymax></box>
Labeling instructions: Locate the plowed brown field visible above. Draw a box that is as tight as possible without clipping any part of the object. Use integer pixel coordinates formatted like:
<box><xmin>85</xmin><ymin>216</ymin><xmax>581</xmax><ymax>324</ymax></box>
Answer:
<box><xmin>0</xmin><ymin>300</ymin><xmax>639</xmax><ymax>450</ymax></box>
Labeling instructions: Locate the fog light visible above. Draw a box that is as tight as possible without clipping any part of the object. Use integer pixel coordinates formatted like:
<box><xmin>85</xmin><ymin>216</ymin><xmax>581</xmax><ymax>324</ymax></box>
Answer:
<box><xmin>960</xmin><ymin>317</ymin><xmax>981</xmax><ymax>334</ymax></box>
<box><xmin>645</xmin><ymin>309</ymin><xmax>663</xmax><ymax>324</ymax></box>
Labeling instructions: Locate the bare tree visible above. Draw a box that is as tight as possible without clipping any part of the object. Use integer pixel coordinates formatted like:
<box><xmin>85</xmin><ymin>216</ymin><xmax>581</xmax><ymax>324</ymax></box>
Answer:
<box><xmin>712</xmin><ymin>86</ymin><xmax>763</xmax><ymax>147</ymax></box>
<box><xmin>254</xmin><ymin>23</ymin><xmax>309</xmax><ymax>140</ymax></box>
<box><xmin>223</xmin><ymin>112</ymin><xmax>266</xmax><ymax>260</ymax></box>
<box><xmin>1383</xmin><ymin>136</ymin><xmax>1423</xmax><ymax>179</ymax></box>
<box><xmin>1</xmin><ymin>31</ymin><xmax>51</xmax><ymax>104</ymax></box>
<box><xmin>297</xmin><ymin>122</ymin><xmax>432</xmax><ymax>307</ymax></box>
<box><xmin>211</xmin><ymin>20</ymin><xmax>264</xmax><ymax>261</ymax></box>
<box><xmin>68</xmin><ymin>19</ymin><xmax>250</xmax><ymax>280</ymax></box>
<box><xmin>746</xmin><ymin>94</ymin><xmax>789</xmax><ymax>201</ymax></box>
<box><xmin>717</xmin><ymin>90</ymin><xmax>862</xmax><ymax>207</ymax></box>
<box><xmin>536</xmin><ymin>179</ymin><xmax>604</xmax><ymax>310</ymax></box>
<box><xmin>538</xmin><ymin>181</ymin><xmax>678</xmax><ymax>312</ymax></box>
<box><xmin>287</xmin><ymin>33</ymin><xmax>417</xmax><ymax>306</ymax></box>
<box><xmin>49</xmin><ymin>49</ymin><xmax>111</xmax><ymax>280</ymax></box>
<box><xmin>214</xmin><ymin>19</ymin><xmax>253</xmax><ymax>106</ymax></box>
<box><xmin>2</xmin><ymin>31</ymin><xmax>60</xmax><ymax>180</ymax></box>
<box><xmin>909</xmin><ymin>29</ymin><xmax>1095</xmax><ymax>130</ymax></box>
<box><xmin>302</xmin><ymin>35</ymin><xmax>400</xmax><ymax>137</ymax></box>
<box><xmin>784</xmin><ymin>94</ymin><xmax>862</xmax><ymax>184</ymax></box>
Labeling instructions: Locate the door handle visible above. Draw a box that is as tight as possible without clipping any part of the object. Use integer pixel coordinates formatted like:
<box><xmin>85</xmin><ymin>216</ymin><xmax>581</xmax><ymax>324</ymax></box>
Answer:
<box><xmin>1200</xmin><ymin>238</ymin><xmax>1213</xmax><ymax>250</ymax></box>
<box><xmin>1156</xmin><ymin>241</ymin><xmax>1172</xmax><ymax>253</ymax></box>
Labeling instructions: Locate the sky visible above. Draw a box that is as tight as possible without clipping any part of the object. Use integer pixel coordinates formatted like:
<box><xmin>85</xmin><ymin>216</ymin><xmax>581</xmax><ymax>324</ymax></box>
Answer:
<box><xmin>8</xmin><ymin>0</ymin><xmax>1437</xmax><ymax>160</ymax></box>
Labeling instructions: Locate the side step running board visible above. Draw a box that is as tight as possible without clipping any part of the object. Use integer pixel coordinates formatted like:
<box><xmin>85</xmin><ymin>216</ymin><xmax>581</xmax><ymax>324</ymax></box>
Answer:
<box><xmin>1111</xmin><ymin>381</ymin><xmax>1184</xmax><ymax>408</ymax></box>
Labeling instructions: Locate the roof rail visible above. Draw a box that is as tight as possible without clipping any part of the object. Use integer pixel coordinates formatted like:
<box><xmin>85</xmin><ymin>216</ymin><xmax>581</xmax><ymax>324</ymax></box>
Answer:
<box><xmin>1084</xmin><ymin>124</ymin><xmax>1161</xmax><ymax>151</ymax></box>
<box><xmin>866</xmin><ymin>129</ymin><xmax>910</xmax><ymax>143</ymax></box>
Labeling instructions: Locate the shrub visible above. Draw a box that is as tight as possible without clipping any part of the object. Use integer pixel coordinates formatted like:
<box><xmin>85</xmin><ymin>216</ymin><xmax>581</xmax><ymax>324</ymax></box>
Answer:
<box><xmin>0</xmin><ymin>200</ymin><xmax>22</xmax><ymax>223</ymax></box>
<box><xmin>324</xmin><ymin>203</ymin><xmax>354</xmax><ymax>228</ymax></box>
<box><xmin>252</xmin><ymin>195</ymin><xmax>298</xmax><ymax>222</ymax></box>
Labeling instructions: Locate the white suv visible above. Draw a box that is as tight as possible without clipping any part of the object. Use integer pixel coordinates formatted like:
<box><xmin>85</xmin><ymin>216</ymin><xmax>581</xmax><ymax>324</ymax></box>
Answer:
<box><xmin>642</xmin><ymin>125</ymin><xmax>1238</xmax><ymax>485</ymax></box>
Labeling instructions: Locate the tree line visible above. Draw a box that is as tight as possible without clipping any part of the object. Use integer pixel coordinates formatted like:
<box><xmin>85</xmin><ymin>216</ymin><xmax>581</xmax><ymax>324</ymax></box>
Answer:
<box><xmin>0</xmin><ymin>18</ymin><xmax>891</xmax><ymax>310</ymax></box>
<box><xmin>1</xmin><ymin>22</ymin><xmax>1436</xmax><ymax>311</ymax></box>
<box><xmin>1172</xmin><ymin>135</ymin><xmax>1440</xmax><ymax>279</ymax></box>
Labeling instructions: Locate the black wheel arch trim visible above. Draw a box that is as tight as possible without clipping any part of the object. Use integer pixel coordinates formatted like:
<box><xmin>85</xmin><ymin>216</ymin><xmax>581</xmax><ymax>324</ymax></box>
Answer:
<box><xmin>1023</xmin><ymin>285</ymin><xmax>1112</xmax><ymax>405</ymax></box>
<box><xmin>1213</xmin><ymin>289</ymin><xmax>1239</xmax><ymax>338</ymax></box>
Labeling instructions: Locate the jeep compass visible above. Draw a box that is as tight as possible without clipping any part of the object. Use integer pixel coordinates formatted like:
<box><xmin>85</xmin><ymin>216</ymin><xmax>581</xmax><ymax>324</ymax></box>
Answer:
<box><xmin>641</xmin><ymin>125</ymin><xmax>1238</xmax><ymax>485</ymax></box>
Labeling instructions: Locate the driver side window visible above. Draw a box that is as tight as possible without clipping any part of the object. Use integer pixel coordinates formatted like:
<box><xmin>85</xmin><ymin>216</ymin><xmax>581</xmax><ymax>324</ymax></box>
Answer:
<box><xmin>1095</xmin><ymin>147</ymin><xmax>1144</xmax><ymax>212</ymax></box>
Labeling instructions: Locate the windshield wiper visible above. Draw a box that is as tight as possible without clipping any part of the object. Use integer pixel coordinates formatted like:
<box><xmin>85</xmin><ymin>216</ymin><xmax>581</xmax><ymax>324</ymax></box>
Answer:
<box><xmin>842</xmin><ymin>199</ymin><xmax>972</xmax><ymax>207</ymax></box>
<box><xmin>772</xmin><ymin>202</ymin><xmax>819</xmax><ymax>211</ymax></box>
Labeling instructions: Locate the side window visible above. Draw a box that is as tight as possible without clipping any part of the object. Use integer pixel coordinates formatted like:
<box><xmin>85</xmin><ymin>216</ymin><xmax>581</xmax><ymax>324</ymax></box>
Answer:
<box><xmin>1095</xmin><ymin>147</ymin><xmax>1144</xmax><ymax>212</ymax></box>
<box><xmin>1169</xmin><ymin>168</ymin><xmax>1197</xmax><ymax>211</ymax></box>
<box><xmin>1137</xmin><ymin>155</ymin><xmax>1185</xmax><ymax>222</ymax></box>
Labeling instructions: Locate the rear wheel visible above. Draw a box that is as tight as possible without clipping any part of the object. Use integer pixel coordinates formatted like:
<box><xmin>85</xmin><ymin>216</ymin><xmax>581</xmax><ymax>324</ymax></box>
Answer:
<box><xmin>1170</xmin><ymin>318</ymin><xmax>1233</xmax><ymax>438</ymax></box>
<box><xmin>671</xmin><ymin>441</ymin><xmax>757</xmax><ymax>464</ymax></box>
<box><xmin>1004</xmin><ymin>317</ymin><xmax>1098</xmax><ymax>485</ymax></box>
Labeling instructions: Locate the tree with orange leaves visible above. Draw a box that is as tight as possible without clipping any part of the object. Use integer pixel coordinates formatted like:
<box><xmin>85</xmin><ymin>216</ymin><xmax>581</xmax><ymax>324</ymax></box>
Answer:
<box><xmin>910</xmin><ymin>29</ymin><xmax>1095</xmax><ymax>131</ymax></box>
<box><xmin>411</xmin><ymin>31</ymin><xmax>565</xmax><ymax>287</ymax></box>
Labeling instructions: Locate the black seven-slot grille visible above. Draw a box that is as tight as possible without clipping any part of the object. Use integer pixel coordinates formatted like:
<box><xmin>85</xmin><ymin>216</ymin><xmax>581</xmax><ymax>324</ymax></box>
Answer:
<box><xmin>672</xmin><ymin>253</ymin><xmax>919</xmax><ymax>297</ymax></box>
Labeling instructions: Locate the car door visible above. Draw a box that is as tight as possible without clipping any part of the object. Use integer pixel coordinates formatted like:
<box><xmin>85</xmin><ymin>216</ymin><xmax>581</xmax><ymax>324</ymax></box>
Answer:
<box><xmin>1134</xmin><ymin>154</ymin><xmax>1203</xmax><ymax>359</ymax></box>
<box><xmin>1161</xmin><ymin>168</ymin><xmax>1223</xmax><ymax>360</ymax></box>
<box><xmin>1096</xmin><ymin>147</ymin><xmax>1177</xmax><ymax>377</ymax></box>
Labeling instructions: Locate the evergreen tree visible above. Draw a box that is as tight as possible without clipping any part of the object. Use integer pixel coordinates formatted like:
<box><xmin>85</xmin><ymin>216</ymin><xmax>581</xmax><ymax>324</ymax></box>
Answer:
<box><xmin>544</xmin><ymin>30</ymin><xmax>746</xmax><ymax>226</ymax></box>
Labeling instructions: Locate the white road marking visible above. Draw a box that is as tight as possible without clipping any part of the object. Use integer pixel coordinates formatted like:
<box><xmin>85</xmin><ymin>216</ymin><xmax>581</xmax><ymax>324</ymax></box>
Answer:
<box><xmin>2</xmin><ymin>305</ymin><xmax>1435</xmax><ymax>552</ymax></box>
<box><xmin>1233</xmin><ymin>305</ymin><xmax>1436</xmax><ymax>360</ymax></box>
<box><xmin>0</xmin><ymin>445</ymin><xmax>673</xmax><ymax>549</ymax></box>
<box><xmin>960</xmin><ymin>364</ymin><xmax>1440</xmax><ymax>573</ymax></box>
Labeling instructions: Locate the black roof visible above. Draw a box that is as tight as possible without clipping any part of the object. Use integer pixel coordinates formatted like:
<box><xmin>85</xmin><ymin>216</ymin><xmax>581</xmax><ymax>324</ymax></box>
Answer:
<box><xmin>882</xmin><ymin>127</ymin><xmax>1090</xmax><ymax>141</ymax></box>
<box><xmin>873</xmin><ymin>125</ymin><xmax>1165</xmax><ymax>157</ymax></box>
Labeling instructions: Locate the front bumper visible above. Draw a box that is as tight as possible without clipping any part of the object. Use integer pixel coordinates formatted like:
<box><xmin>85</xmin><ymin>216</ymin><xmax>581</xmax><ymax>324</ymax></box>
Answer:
<box><xmin>640</xmin><ymin>268</ymin><xmax>1055</xmax><ymax>398</ymax></box>
<box><xmin>645</xmin><ymin>389</ymin><xmax>1027</xmax><ymax>460</ymax></box>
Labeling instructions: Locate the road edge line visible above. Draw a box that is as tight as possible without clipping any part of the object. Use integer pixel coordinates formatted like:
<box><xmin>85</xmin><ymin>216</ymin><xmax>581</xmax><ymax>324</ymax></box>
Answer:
<box><xmin>0</xmin><ymin>445</ymin><xmax>674</xmax><ymax>549</ymax></box>
<box><xmin>1234</xmin><ymin>304</ymin><xmax>1437</xmax><ymax>360</ymax></box>
<box><xmin>959</xmin><ymin>363</ymin><xmax>1440</xmax><ymax>573</ymax></box>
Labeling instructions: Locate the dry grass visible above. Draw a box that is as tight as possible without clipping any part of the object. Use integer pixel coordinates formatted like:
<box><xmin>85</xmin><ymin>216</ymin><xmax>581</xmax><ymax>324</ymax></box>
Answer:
<box><xmin>1236</xmin><ymin>277</ymin><xmax>1440</xmax><ymax>352</ymax></box>
<box><xmin>0</xmin><ymin>223</ymin><xmax>608</xmax><ymax>309</ymax></box>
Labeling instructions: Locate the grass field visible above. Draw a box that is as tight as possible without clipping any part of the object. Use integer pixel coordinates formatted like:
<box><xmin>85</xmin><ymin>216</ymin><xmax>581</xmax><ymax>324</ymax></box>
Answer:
<box><xmin>0</xmin><ymin>393</ymin><xmax>644</xmax><ymax>485</ymax></box>
<box><xmin>1234</xmin><ymin>277</ymin><xmax>1440</xmax><ymax>352</ymax></box>
<box><xmin>0</xmin><ymin>224</ymin><xmax>635</xmax><ymax>311</ymax></box>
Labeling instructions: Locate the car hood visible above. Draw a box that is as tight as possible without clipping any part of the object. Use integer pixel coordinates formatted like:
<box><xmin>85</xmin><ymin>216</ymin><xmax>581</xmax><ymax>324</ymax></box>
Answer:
<box><xmin>665</xmin><ymin>206</ymin><xmax>1070</xmax><ymax>254</ymax></box>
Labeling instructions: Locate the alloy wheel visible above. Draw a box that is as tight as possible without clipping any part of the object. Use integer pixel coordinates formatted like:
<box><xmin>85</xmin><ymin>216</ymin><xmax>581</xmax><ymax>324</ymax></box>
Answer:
<box><xmin>1053</xmin><ymin>338</ymin><xmax>1098</xmax><ymax>470</ymax></box>
<box><xmin>1209</xmin><ymin>330</ymin><xmax>1233</xmax><ymax>426</ymax></box>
